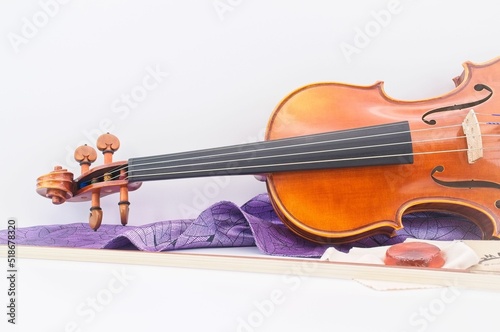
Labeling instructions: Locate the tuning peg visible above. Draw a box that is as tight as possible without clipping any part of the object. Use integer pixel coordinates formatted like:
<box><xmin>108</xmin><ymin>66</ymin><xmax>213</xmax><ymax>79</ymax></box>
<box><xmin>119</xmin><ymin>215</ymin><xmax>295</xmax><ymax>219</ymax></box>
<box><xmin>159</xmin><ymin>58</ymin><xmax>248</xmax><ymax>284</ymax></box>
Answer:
<box><xmin>74</xmin><ymin>145</ymin><xmax>97</xmax><ymax>174</ymax></box>
<box><xmin>89</xmin><ymin>204</ymin><xmax>103</xmax><ymax>231</ymax></box>
<box><xmin>97</xmin><ymin>133</ymin><xmax>120</xmax><ymax>164</ymax></box>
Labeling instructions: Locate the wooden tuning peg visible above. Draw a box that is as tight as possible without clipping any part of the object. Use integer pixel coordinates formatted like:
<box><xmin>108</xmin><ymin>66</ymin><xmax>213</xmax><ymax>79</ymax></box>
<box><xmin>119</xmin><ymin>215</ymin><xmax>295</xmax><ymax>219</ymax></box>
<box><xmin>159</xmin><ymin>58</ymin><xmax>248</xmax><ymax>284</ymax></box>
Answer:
<box><xmin>89</xmin><ymin>191</ymin><xmax>103</xmax><ymax>231</ymax></box>
<box><xmin>97</xmin><ymin>133</ymin><xmax>120</xmax><ymax>164</ymax></box>
<box><xmin>74</xmin><ymin>143</ymin><xmax>101</xmax><ymax>230</ymax></box>
<box><xmin>96</xmin><ymin>133</ymin><xmax>130</xmax><ymax>225</ymax></box>
<box><xmin>74</xmin><ymin>145</ymin><xmax>97</xmax><ymax>174</ymax></box>
<box><xmin>119</xmin><ymin>183</ymin><xmax>130</xmax><ymax>226</ymax></box>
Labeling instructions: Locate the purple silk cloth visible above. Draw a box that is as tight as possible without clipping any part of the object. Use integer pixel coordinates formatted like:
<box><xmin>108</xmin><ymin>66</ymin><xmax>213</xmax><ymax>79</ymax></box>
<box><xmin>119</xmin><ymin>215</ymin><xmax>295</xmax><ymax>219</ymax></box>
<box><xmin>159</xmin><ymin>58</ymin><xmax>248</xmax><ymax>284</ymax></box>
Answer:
<box><xmin>0</xmin><ymin>194</ymin><xmax>483</xmax><ymax>257</ymax></box>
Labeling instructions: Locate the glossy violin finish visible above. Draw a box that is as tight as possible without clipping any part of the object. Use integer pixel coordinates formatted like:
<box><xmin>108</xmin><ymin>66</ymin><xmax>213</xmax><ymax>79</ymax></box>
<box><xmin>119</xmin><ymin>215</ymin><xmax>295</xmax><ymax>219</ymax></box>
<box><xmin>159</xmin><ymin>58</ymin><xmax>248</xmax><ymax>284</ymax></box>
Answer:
<box><xmin>37</xmin><ymin>57</ymin><xmax>500</xmax><ymax>243</ymax></box>
<box><xmin>266</xmin><ymin>58</ymin><xmax>500</xmax><ymax>243</ymax></box>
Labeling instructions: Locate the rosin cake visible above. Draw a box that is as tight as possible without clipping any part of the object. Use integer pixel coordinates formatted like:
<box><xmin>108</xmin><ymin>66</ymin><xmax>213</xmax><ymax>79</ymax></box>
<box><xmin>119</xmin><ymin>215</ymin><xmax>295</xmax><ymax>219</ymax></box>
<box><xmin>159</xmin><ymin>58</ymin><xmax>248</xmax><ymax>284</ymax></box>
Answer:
<box><xmin>384</xmin><ymin>242</ymin><xmax>445</xmax><ymax>268</ymax></box>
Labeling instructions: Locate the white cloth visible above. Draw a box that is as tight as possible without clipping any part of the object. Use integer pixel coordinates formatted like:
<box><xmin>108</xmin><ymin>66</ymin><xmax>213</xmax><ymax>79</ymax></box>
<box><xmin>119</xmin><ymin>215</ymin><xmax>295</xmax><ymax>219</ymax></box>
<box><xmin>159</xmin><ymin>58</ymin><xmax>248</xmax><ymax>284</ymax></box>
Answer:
<box><xmin>320</xmin><ymin>239</ymin><xmax>480</xmax><ymax>290</ymax></box>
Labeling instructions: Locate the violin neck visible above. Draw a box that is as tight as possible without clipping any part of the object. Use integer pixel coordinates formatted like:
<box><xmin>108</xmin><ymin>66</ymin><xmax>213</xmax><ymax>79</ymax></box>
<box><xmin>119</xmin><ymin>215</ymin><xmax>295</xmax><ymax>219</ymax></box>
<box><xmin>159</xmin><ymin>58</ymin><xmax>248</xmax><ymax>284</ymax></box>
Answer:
<box><xmin>127</xmin><ymin>121</ymin><xmax>414</xmax><ymax>183</ymax></box>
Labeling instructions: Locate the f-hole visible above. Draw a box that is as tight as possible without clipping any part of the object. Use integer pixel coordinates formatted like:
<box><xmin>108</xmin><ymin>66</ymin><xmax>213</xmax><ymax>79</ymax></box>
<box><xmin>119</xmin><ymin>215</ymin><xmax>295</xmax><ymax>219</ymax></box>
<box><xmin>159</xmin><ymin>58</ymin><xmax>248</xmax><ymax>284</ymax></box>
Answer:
<box><xmin>422</xmin><ymin>84</ymin><xmax>493</xmax><ymax>125</ymax></box>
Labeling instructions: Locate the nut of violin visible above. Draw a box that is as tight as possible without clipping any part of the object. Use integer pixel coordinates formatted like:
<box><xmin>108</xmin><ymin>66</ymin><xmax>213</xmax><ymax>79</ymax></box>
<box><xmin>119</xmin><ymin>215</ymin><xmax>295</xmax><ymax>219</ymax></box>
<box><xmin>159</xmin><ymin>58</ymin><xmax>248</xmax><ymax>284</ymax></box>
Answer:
<box><xmin>74</xmin><ymin>145</ymin><xmax>97</xmax><ymax>174</ymax></box>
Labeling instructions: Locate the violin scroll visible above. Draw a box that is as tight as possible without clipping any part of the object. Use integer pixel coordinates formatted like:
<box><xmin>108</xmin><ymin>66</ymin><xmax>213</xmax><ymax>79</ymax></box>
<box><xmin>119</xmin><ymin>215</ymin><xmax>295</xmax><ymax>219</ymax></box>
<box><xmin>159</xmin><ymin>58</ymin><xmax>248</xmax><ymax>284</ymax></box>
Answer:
<box><xmin>36</xmin><ymin>165</ymin><xmax>75</xmax><ymax>205</ymax></box>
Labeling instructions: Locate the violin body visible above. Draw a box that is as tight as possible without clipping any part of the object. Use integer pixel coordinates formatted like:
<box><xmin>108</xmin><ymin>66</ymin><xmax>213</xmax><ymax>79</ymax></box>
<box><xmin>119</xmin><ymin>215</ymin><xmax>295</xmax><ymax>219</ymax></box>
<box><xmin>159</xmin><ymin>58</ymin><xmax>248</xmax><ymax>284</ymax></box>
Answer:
<box><xmin>266</xmin><ymin>58</ymin><xmax>500</xmax><ymax>243</ymax></box>
<box><xmin>37</xmin><ymin>57</ymin><xmax>500</xmax><ymax>243</ymax></box>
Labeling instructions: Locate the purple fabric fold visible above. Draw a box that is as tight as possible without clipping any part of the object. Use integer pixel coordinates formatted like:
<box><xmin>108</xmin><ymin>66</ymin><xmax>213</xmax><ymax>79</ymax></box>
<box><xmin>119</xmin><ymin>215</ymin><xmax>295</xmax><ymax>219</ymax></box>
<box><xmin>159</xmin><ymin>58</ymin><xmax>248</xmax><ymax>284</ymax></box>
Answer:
<box><xmin>0</xmin><ymin>194</ymin><xmax>483</xmax><ymax>257</ymax></box>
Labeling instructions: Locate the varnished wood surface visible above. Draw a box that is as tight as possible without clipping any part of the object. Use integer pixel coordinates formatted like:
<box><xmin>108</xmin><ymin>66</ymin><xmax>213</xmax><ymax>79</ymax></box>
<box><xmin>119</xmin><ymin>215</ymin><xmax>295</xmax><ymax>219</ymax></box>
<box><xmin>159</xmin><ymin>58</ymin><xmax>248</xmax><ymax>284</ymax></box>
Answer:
<box><xmin>266</xmin><ymin>58</ymin><xmax>500</xmax><ymax>243</ymax></box>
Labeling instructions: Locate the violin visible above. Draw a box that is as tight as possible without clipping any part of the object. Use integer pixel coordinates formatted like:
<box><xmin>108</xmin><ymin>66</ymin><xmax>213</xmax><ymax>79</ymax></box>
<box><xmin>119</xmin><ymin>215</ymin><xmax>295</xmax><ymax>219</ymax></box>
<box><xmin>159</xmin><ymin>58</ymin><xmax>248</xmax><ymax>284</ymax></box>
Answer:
<box><xmin>36</xmin><ymin>57</ymin><xmax>500</xmax><ymax>244</ymax></box>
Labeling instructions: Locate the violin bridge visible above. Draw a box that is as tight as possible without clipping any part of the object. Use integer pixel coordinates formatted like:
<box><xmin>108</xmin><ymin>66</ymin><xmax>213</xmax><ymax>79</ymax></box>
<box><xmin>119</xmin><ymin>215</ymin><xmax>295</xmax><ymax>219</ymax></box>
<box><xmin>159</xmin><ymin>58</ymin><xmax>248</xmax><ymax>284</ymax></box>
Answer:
<box><xmin>462</xmin><ymin>109</ymin><xmax>483</xmax><ymax>163</ymax></box>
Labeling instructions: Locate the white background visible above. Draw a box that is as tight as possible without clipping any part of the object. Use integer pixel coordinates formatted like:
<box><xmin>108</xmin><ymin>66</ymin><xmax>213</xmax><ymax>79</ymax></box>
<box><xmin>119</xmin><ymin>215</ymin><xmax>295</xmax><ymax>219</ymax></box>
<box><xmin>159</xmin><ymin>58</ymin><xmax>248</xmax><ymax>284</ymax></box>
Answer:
<box><xmin>1</xmin><ymin>0</ymin><xmax>500</xmax><ymax>331</ymax></box>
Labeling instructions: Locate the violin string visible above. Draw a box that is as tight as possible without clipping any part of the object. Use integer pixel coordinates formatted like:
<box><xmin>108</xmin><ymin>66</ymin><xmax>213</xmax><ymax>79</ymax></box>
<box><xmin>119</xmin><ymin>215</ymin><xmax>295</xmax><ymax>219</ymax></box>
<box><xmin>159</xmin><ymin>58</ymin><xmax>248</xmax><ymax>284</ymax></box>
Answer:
<box><xmin>475</xmin><ymin>112</ymin><xmax>500</xmax><ymax>117</ymax></box>
<box><xmin>124</xmin><ymin>135</ymin><xmax>468</xmax><ymax>175</ymax></box>
<box><xmin>476</xmin><ymin>113</ymin><xmax>500</xmax><ymax>124</ymax></box>
<box><xmin>119</xmin><ymin>108</ymin><xmax>496</xmax><ymax>170</ymax></box>
<box><xmin>118</xmin><ymin>132</ymin><xmax>498</xmax><ymax>181</ymax></box>
<box><xmin>94</xmin><ymin>116</ymin><xmax>497</xmax><ymax>183</ymax></box>
<box><xmin>145</xmin><ymin>108</ymin><xmax>500</xmax><ymax>168</ymax></box>
<box><xmin>125</xmin><ymin>140</ymin><xmax>499</xmax><ymax>181</ymax></box>
<box><xmin>125</xmin><ymin>146</ymin><xmax>499</xmax><ymax>180</ymax></box>
<box><xmin>473</xmin><ymin>113</ymin><xmax>500</xmax><ymax>125</ymax></box>
<box><xmin>134</xmin><ymin>122</ymin><xmax>413</xmax><ymax>163</ymax></box>
<box><xmin>130</xmin><ymin>123</ymin><xmax>464</xmax><ymax>168</ymax></box>
<box><xmin>97</xmin><ymin>122</ymin><xmax>419</xmax><ymax>181</ymax></box>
